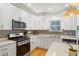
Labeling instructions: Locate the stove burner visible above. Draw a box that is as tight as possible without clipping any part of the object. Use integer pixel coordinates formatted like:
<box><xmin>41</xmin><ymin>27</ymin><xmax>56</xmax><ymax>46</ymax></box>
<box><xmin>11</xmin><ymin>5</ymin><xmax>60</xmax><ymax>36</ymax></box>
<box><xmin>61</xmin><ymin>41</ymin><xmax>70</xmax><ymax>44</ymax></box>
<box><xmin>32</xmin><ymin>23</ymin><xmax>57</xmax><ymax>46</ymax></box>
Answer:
<box><xmin>9</xmin><ymin>37</ymin><xmax>29</xmax><ymax>42</ymax></box>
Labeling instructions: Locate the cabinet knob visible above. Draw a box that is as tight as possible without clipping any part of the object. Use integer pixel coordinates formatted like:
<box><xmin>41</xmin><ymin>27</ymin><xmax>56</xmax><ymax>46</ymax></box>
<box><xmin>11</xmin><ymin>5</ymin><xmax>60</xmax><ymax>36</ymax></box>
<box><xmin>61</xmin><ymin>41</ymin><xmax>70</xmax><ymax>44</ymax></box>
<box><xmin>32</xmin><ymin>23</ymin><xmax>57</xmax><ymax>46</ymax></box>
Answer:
<box><xmin>3</xmin><ymin>54</ymin><xmax>6</xmax><ymax>56</ymax></box>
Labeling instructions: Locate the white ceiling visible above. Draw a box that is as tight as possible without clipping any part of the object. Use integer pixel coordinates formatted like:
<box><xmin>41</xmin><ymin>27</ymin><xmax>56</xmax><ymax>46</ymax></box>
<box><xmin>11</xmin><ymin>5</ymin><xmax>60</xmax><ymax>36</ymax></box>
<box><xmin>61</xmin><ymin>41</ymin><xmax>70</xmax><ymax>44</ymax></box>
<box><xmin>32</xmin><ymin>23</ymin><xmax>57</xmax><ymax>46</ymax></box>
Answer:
<box><xmin>11</xmin><ymin>3</ymin><xmax>69</xmax><ymax>15</ymax></box>
<box><xmin>23</xmin><ymin>3</ymin><xmax>66</xmax><ymax>13</ymax></box>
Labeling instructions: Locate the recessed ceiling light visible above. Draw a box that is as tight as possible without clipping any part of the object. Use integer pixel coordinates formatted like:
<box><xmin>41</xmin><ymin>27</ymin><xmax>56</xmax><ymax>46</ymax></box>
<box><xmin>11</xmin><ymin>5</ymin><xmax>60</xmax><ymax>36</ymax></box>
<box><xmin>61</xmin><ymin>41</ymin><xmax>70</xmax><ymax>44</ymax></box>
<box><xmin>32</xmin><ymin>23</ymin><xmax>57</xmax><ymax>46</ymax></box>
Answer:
<box><xmin>77</xmin><ymin>7</ymin><xmax>79</xmax><ymax>10</ymax></box>
<box><xmin>35</xmin><ymin>10</ymin><xmax>40</xmax><ymax>13</ymax></box>
<box><xmin>65</xmin><ymin>3</ymin><xmax>69</xmax><ymax>7</ymax></box>
<box><xmin>27</xmin><ymin>3</ymin><xmax>31</xmax><ymax>7</ymax></box>
<box><xmin>48</xmin><ymin>8</ymin><xmax>52</xmax><ymax>10</ymax></box>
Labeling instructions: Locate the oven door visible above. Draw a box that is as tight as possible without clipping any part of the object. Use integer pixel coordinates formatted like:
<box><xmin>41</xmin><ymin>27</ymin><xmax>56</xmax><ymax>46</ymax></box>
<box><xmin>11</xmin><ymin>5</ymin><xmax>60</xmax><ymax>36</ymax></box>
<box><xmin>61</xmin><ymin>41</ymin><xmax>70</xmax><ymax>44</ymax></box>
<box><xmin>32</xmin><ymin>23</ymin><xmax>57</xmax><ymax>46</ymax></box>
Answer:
<box><xmin>17</xmin><ymin>42</ymin><xmax>30</xmax><ymax>56</ymax></box>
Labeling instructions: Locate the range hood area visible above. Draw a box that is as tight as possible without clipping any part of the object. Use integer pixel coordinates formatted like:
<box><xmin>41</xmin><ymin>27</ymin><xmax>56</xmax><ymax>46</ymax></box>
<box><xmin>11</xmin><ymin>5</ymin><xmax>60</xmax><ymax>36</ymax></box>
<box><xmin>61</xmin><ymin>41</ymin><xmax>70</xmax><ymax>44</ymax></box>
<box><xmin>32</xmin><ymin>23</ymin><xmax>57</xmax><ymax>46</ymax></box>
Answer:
<box><xmin>12</xmin><ymin>19</ymin><xmax>27</xmax><ymax>29</ymax></box>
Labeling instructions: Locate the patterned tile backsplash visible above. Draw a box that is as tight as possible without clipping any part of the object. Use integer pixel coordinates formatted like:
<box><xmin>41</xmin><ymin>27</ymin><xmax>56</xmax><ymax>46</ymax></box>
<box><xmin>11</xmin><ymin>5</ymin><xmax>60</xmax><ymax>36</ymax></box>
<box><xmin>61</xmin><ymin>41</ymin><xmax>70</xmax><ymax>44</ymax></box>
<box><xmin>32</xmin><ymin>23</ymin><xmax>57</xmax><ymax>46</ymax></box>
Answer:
<box><xmin>0</xmin><ymin>30</ymin><xmax>26</xmax><ymax>38</ymax></box>
<box><xmin>63</xmin><ymin>30</ymin><xmax>76</xmax><ymax>36</ymax></box>
<box><xmin>27</xmin><ymin>30</ymin><xmax>76</xmax><ymax>36</ymax></box>
<box><xmin>0</xmin><ymin>30</ymin><xmax>76</xmax><ymax>38</ymax></box>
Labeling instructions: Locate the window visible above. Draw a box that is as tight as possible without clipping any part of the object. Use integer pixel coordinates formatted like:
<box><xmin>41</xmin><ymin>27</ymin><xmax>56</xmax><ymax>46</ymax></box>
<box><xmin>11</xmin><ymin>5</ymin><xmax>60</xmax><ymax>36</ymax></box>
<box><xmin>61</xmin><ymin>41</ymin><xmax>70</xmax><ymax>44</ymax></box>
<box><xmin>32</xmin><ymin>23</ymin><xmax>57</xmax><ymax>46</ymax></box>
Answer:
<box><xmin>50</xmin><ymin>20</ymin><xmax>61</xmax><ymax>32</ymax></box>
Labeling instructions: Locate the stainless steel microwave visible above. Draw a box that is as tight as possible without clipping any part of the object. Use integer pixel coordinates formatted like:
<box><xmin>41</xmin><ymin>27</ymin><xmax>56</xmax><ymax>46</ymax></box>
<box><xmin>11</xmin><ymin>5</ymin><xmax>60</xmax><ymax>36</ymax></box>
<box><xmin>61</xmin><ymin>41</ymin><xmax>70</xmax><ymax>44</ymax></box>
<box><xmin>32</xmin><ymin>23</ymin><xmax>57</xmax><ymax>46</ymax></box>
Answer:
<box><xmin>12</xmin><ymin>19</ymin><xmax>26</xmax><ymax>29</ymax></box>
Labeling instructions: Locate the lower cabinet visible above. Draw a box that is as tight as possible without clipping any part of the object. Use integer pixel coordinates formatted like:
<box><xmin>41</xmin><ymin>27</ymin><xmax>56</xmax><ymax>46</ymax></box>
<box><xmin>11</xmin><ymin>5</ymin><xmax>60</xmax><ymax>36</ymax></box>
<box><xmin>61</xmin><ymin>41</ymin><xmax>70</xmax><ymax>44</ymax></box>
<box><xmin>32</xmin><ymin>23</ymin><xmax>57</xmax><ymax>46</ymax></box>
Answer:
<box><xmin>0</xmin><ymin>43</ymin><xmax>16</xmax><ymax>56</ymax></box>
<box><xmin>30</xmin><ymin>35</ymin><xmax>62</xmax><ymax>51</ymax></box>
<box><xmin>30</xmin><ymin>37</ymin><xmax>38</xmax><ymax>51</ymax></box>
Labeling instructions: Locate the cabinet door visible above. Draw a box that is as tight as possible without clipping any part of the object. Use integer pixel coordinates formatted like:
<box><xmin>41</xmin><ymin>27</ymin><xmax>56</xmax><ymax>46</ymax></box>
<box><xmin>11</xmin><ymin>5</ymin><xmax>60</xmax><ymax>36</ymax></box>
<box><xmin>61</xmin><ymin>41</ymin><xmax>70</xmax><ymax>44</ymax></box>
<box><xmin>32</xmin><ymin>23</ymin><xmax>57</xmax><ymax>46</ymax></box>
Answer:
<box><xmin>28</xmin><ymin>15</ymin><xmax>49</xmax><ymax>30</ymax></box>
<box><xmin>30</xmin><ymin>37</ymin><xmax>37</xmax><ymax>51</ymax></box>
<box><xmin>63</xmin><ymin>16</ymin><xmax>76</xmax><ymax>30</ymax></box>
<box><xmin>0</xmin><ymin>43</ymin><xmax>16</xmax><ymax>56</ymax></box>
<box><xmin>0</xmin><ymin>4</ymin><xmax>13</xmax><ymax>30</ymax></box>
<box><xmin>7</xmin><ymin>43</ymin><xmax>16</xmax><ymax>56</ymax></box>
<box><xmin>0</xmin><ymin>50</ymin><xmax>2</xmax><ymax>56</ymax></box>
<box><xmin>39</xmin><ymin>36</ymin><xmax>62</xmax><ymax>49</ymax></box>
<box><xmin>77</xmin><ymin>15</ymin><xmax>79</xmax><ymax>26</ymax></box>
<box><xmin>30</xmin><ymin>41</ymin><xmax>36</xmax><ymax>51</ymax></box>
<box><xmin>12</xmin><ymin>5</ymin><xmax>21</xmax><ymax>21</ymax></box>
<box><xmin>0</xmin><ymin>47</ymin><xmax>8</xmax><ymax>56</ymax></box>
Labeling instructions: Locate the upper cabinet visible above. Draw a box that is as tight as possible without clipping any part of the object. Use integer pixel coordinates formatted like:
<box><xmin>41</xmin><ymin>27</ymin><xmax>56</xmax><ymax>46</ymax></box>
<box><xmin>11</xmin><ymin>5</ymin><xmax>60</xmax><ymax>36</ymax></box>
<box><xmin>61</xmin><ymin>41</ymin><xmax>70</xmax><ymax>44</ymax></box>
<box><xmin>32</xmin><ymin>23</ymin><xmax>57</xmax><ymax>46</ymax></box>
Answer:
<box><xmin>0</xmin><ymin>4</ymin><xmax>13</xmax><ymax>30</ymax></box>
<box><xmin>48</xmin><ymin>15</ymin><xmax>77</xmax><ymax>31</ymax></box>
<box><xmin>25</xmin><ymin>15</ymin><xmax>49</xmax><ymax>30</ymax></box>
<box><xmin>77</xmin><ymin>15</ymin><xmax>79</xmax><ymax>26</ymax></box>
<box><xmin>0</xmin><ymin>3</ymin><xmax>77</xmax><ymax>31</ymax></box>
<box><xmin>62</xmin><ymin>16</ymin><xmax>76</xmax><ymax>30</ymax></box>
<box><xmin>12</xmin><ymin>5</ymin><xmax>22</xmax><ymax>21</ymax></box>
<box><xmin>0</xmin><ymin>4</ymin><xmax>28</xmax><ymax>30</ymax></box>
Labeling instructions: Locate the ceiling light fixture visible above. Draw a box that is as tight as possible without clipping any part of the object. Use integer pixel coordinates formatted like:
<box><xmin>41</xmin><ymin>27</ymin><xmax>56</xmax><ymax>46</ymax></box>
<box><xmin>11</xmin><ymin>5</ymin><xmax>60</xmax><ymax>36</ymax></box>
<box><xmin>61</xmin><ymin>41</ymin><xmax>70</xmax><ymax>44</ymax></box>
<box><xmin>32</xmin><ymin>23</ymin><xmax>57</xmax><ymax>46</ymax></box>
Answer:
<box><xmin>48</xmin><ymin>8</ymin><xmax>52</xmax><ymax>10</ymax></box>
<box><xmin>69</xmin><ymin>3</ymin><xmax>79</xmax><ymax>6</ymax></box>
<box><xmin>35</xmin><ymin>10</ymin><xmax>40</xmax><ymax>13</ymax></box>
<box><xmin>65</xmin><ymin>3</ymin><xmax>69</xmax><ymax>7</ymax></box>
<box><xmin>27</xmin><ymin>3</ymin><xmax>31</xmax><ymax>7</ymax></box>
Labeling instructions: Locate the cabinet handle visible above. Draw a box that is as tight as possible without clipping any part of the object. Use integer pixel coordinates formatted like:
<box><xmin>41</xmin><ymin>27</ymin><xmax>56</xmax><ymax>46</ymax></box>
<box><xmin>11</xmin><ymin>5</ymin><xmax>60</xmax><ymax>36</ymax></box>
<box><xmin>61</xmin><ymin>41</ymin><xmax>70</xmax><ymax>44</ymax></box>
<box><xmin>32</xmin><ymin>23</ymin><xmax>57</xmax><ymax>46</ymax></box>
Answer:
<box><xmin>6</xmin><ymin>53</ymin><xmax>8</xmax><ymax>56</ymax></box>
<box><xmin>3</xmin><ymin>54</ymin><xmax>6</xmax><ymax>56</ymax></box>
<box><xmin>2</xmin><ymin>53</ymin><xmax>8</xmax><ymax>56</ymax></box>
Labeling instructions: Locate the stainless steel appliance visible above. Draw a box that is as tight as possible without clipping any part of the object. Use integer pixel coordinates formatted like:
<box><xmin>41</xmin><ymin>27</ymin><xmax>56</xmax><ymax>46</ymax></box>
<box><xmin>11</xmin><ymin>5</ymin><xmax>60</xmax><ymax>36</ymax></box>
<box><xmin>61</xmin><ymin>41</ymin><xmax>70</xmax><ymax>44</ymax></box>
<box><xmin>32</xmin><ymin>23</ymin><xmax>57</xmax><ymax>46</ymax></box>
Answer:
<box><xmin>12</xmin><ymin>19</ymin><xmax>26</xmax><ymax>29</ymax></box>
<box><xmin>8</xmin><ymin>33</ymin><xmax>30</xmax><ymax>56</ymax></box>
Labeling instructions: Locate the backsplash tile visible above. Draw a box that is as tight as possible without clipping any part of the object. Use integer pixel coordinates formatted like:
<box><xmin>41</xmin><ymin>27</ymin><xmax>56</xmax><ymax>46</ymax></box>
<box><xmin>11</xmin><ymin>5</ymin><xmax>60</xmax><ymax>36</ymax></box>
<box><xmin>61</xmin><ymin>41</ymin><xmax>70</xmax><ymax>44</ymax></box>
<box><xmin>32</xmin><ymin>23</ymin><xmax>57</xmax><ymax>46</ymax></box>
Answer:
<box><xmin>0</xmin><ymin>30</ymin><xmax>75</xmax><ymax>38</ymax></box>
<box><xmin>63</xmin><ymin>30</ymin><xmax>76</xmax><ymax>36</ymax></box>
<box><xmin>27</xmin><ymin>30</ymin><xmax>76</xmax><ymax>36</ymax></box>
<box><xmin>0</xmin><ymin>30</ymin><xmax>26</xmax><ymax>38</ymax></box>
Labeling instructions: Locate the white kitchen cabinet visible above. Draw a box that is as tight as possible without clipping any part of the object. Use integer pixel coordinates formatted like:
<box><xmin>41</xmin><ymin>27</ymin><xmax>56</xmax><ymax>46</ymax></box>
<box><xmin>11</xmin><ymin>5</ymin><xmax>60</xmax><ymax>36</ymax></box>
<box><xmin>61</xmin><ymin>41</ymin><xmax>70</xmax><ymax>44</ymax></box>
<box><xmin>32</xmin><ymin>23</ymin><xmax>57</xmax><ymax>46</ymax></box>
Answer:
<box><xmin>62</xmin><ymin>16</ymin><xmax>76</xmax><ymax>30</ymax></box>
<box><xmin>0</xmin><ymin>3</ymin><xmax>13</xmax><ymax>30</ymax></box>
<box><xmin>27</xmin><ymin>15</ymin><xmax>49</xmax><ymax>30</ymax></box>
<box><xmin>0</xmin><ymin>3</ymin><xmax>28</xmax><ymax>30</ymax></box>
<box><xmin>30</xmin><ymin>36</ymin><xmax>38</xmax><ymax>51</ymax></box>
<box><xmin>12</xmin><ymin>5</ymin><xmax>21</xmax><ymax>21</ymax></box>
<box><xmin>38</xmin><ymin>36</ymin><xmax>62</xmax><ymax>49</ymax></box>
<box><xmin>0</xmin><ymin>3</ymin><xmax>23</xmax><ymax>30</ymax></box>
<box><xmin>77</xmin><ymin>15</ymin><xmax>79</xmax><ymax>26</ymax></box>
<box><xmin>29</xmin><ymin>15</ymin><xmax>41</xmax><ymax>30</ymax></box>
<box><xmin>0</xmin><ymin>42</ymin><xmax>16</xmax><ymax>56</ymax></box>
<box><xmin>30</xmin><ymin>35</ymin><xmax>62</xmax><ymax>51</ymax></box>
<box><xmin>20</xmin><ymin>9</ymin><xmax>28</xmax><ymax>22</ymax></box>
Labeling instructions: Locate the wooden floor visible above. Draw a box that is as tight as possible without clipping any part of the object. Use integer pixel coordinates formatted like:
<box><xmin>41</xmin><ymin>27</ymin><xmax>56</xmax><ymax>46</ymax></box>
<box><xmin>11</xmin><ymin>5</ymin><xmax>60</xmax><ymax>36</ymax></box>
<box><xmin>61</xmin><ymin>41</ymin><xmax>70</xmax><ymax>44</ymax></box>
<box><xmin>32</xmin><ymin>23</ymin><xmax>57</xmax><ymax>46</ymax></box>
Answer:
<box><xmin>30</xmin><ymin>47</ymin><xmax>48</xmax><ymax>56</ymax></box>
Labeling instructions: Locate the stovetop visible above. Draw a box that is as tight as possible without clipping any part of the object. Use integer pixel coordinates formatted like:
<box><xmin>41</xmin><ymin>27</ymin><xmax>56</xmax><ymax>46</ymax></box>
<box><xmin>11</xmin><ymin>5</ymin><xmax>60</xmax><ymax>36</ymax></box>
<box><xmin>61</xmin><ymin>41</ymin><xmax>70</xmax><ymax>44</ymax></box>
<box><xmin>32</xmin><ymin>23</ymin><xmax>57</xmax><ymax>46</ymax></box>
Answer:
<box><xmin>9</xmin><ymin>37</ymin><xmax>30</xmax><ymax>42</ymax></box>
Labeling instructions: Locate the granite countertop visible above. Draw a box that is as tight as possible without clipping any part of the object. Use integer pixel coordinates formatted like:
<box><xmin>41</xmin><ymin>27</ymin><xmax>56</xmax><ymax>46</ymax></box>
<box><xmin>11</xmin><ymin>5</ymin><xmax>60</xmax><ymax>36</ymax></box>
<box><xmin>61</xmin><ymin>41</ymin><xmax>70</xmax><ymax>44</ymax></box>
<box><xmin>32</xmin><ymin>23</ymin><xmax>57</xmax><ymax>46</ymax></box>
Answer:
<box><xmin>61</xmin><ymin>35</ymin><xmax>76</xmax><ymax>40</ymax></box>
<box><xmin>0</xmin><ymin>38</ymin><xmax>16</xmax><ymax>47</ymax></box>
<box><xmin>30</xmin><ymin>34</ymin><xmax>76</xmax><ymax>39</ymax></box>
<box><xmin>45</xmin><ymin>42</ymin><xmax>79</xmax><ymax>56</ymax></box>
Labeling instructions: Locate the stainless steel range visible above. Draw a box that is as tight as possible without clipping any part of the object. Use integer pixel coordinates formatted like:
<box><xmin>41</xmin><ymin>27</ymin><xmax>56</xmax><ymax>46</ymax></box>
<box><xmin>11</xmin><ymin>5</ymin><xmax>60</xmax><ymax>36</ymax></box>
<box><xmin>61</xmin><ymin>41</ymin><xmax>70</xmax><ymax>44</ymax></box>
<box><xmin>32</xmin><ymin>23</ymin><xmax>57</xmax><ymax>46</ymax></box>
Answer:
<box><xmin>8</xmin><ymin>33</ymin><xmax>30</xmax><ymax>56</ymax></box>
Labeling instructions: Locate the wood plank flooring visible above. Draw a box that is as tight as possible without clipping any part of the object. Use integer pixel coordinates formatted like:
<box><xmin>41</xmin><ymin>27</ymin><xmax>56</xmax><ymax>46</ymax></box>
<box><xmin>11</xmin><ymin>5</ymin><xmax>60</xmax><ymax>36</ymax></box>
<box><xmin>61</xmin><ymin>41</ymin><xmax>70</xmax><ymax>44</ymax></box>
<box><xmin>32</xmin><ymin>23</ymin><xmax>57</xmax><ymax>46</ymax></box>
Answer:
<box><xmin>30</xmin><ymin>47</ymin><xmax>48</xmax><ymax>56</ymax></box>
